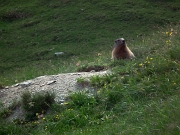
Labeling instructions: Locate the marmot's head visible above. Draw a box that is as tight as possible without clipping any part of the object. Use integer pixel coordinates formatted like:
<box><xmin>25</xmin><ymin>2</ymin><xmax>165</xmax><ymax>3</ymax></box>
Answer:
<box><xmin>115</xmin><ymin>38</ymin><xmax>126</xmax><ymax>46</ymax></box>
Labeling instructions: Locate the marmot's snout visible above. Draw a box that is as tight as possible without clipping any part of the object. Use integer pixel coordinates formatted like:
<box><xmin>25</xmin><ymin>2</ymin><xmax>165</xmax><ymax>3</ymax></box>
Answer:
<box><xmin>122</xmin><ymin>39</ymin><xmax>125</xmax><ymax>44</ymax></box>
<box><xmin>115</xmin><ymin>38</ymin><xmax>125</xmax><ymax>45</ymax></box>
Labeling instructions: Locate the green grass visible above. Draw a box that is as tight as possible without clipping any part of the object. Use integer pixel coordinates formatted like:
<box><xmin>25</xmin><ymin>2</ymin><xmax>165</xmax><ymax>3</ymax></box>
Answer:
<box><xmin>1</xmin><ymin>0</ymin><xmax>180</xmax><ymax>85</ymax></box>
<box><xmin>1</xmin><ymin>0</ymin><xmax>180</xmax><ymax>135</ymax></box>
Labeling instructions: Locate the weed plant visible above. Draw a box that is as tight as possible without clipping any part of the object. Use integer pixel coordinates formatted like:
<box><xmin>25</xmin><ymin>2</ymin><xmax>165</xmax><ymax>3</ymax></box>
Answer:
<box><xmin>21</xmin><ymin>91</ymin><xmax>55</xmax><ymax>121</ymax></box>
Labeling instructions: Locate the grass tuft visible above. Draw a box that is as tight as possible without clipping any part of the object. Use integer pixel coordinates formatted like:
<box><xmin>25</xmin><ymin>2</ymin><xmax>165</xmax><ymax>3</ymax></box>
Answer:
<box><xmin>21</xmin><ymin>91</ymin><xmax>55</xmax><ymax>121</ymax></box>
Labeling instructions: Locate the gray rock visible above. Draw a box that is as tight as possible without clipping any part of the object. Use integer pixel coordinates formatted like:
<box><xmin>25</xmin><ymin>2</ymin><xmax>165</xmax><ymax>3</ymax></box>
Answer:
<box><xmin>47</xmin><ymin>80</ymin><xmax>56</xmax><ymax>85</ymax></box>
<box><xmin>13</xmin><ymin>84</ymin><xmax>19</xmax><ymax>87</ymax></box>
<box><xmin>54</xmin><ymin>52</ymin><xmax>65</xmax><ymax>56</ymax></box>
<box><xmin>20</xmin><ymin>80</ymin><xmax>33</xmax><ymax>88</ymax></box>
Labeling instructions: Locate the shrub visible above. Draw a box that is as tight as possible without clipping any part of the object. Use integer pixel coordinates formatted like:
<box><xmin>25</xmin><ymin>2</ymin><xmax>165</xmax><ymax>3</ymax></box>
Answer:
<box><xmin>21</xmin><ymin>91</ymin><xmax>55</xmax><ymax>121</ymax></box>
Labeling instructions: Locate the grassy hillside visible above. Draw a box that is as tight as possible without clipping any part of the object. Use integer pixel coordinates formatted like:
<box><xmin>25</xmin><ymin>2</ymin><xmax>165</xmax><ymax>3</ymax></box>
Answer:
<box><xmin>1</xmin><ymin>0</ymin><xmax>180</xmax><ymax>85</ymax></box>
<box><xmin>1</xmin><ymin>0</ymin><xmax>180</xmax><ymax>135</ymax></box>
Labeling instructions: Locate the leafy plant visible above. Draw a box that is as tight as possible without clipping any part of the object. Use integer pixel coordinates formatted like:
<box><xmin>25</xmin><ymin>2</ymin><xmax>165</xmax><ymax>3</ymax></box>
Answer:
<box><xmin>21</xmin><ymin>91</ymin><xmax>55</xmax><ymax>121</ymax></box>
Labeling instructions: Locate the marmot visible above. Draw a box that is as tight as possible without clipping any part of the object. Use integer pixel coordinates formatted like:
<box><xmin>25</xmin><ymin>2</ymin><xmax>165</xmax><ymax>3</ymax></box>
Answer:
<box><xmin>111</xmin><ymin>38</ymin><xmax>135</xmax><ymax>59</ymax></box>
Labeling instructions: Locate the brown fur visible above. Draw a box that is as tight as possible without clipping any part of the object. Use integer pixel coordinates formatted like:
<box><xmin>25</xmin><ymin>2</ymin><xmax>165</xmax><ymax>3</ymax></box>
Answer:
<box><xmin>111</xmin><ymin>38</ymin><xmax>135</xmax><ymax>60</ymax></box>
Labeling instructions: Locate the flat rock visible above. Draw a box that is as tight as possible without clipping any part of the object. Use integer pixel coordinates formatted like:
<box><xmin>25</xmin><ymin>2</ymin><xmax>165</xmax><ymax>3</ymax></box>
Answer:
<box><xmin>47</xmin><ymin>80</ymin><xmax>56</xmax><ymax>85</ymax></box>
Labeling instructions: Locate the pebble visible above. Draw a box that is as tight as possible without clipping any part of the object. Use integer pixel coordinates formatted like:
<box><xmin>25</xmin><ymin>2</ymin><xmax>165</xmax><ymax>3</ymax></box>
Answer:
<box><xmin>47</xmin><ymin>80</ymin><xmax>56</xmax><ymax>85</ymax></box>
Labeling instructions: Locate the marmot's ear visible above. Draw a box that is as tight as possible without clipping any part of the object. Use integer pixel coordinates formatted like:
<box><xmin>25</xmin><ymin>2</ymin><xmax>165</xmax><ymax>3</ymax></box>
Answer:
<box><xmin>114</xmin><ymin>40</ymin><xmax>117</xmax><ymax>43</ymax></box>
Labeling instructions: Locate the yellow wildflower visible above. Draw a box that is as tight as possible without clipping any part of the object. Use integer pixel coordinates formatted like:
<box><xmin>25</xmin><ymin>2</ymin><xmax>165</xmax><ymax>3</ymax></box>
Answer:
<box><xmin>64</xmin><ymin>102</ymin><xmax>68</xmax><ymax>105</ymax></box>
<box><xmin>166</xmin><ymin>40</ymin><xmax>169</xmax><ymax>44</ymax></box>
<box><xmin>169</xmin><ymin>32</ymin><xmax>173</xmax><ymax>36</ymax></box>
<box><xmin>150</xmin><ymin>58</ymin><xmax>153</xmax><ymax>60</ymax></box>
<box><xmin>139</xmin><ymin>63</ymin><xmax>143</xmax><ymax>67</ymax></box>
<box><xmin>56</xmin><ymin>115</ymin><xmax>60</xmax><ymax>119</ymax></box>
<box><xmin>166</xmin><ymin>32</ymin><xmax>169</xmax><ymax>35</ymax></box>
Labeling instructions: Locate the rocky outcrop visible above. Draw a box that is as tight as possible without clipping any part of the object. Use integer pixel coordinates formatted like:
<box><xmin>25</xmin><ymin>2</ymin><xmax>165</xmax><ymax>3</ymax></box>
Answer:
<box><xmin>1</xmin><ymin>70</ymin><xmax>110</xmax><ymax>107</ymax></box>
